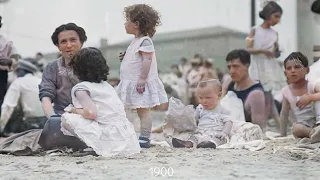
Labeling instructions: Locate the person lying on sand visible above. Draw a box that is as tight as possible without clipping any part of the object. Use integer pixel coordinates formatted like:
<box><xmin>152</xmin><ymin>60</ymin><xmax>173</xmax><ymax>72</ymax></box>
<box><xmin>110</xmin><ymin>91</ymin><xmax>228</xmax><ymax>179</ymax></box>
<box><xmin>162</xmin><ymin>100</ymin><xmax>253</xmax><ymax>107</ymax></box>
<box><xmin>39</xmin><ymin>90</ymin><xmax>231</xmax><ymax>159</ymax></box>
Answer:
<box><xmin>280</xmin><ymin>52</ymin><xmax>320</xmax><ymax>142</ymax></box>
<box><xmin>172</xmin><ymin>79</ymin><xmax>233</xmax><ymax>149</ymax></box>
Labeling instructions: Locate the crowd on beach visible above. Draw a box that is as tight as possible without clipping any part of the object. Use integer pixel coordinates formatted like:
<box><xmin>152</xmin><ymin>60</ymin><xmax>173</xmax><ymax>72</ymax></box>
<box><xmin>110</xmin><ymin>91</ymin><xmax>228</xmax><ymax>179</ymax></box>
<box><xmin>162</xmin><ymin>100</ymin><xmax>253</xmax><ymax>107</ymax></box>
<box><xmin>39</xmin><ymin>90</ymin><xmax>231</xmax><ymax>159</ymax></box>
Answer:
<box><xmin>0</xmin><ymin>1</ymin><xmax>320</xmax><ymax>157</ymax></box>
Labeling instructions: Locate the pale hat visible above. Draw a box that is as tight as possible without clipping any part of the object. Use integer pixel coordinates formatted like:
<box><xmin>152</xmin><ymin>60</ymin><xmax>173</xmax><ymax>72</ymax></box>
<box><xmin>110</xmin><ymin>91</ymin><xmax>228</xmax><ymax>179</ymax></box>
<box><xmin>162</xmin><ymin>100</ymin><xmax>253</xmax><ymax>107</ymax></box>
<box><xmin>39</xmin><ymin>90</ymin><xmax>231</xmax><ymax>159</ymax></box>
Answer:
<box><xmin>17</xmin><ymin>59</ymin><xmax>38</xmax><ymax>72</ymax></box>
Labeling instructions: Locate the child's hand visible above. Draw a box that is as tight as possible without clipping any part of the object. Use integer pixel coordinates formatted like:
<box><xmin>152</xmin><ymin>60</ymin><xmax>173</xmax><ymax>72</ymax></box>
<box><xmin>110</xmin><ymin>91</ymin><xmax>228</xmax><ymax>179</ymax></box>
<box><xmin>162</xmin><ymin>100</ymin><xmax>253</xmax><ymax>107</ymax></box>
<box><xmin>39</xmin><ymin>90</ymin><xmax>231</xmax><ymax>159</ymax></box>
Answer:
<box><xmin>136</xmin><ymin>78</ymin><xmax>146</xmax><ymax>94</ymax></box>
<box><xmin>215</xmin><ymin>131</ymin><xmax>228</xmax><ymax>141</ymax></box>
<box><xmin>64</xmin><ymin>104</ymin><xmax>75</xmax><ymax>113</ymax></box>
<box><xmin>119</xmin><ymin>51</ymin><xmax>126</xmax><ymax>61</ymax></box>
<box><xmin>296</xmin><ymin>95</ymin><xmax>311</xmax><ymax>109</ymax></box>
<box><xmin>263</xmin><ymin>50</ymin><xmax>275</xmax><ymax>58</ymax></box>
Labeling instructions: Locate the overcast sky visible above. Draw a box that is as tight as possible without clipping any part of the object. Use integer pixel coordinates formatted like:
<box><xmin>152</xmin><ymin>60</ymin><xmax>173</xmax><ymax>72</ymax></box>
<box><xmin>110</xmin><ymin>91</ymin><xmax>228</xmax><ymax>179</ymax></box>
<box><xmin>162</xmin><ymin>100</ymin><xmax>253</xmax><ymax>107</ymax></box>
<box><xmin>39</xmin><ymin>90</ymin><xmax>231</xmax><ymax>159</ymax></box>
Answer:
<box><xmin>0</xmin><ymin>0</ymin><xmax>251</xmax><ymax>57</ymax></box>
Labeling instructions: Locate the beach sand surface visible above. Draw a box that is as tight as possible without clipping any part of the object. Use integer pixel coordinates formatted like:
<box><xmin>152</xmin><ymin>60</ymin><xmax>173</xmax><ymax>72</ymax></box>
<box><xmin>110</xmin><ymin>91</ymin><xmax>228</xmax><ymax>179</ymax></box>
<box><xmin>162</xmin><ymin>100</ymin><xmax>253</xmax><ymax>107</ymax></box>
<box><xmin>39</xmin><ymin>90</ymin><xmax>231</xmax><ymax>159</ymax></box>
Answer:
<box><xmin>1</xmin><ymin>112</ymin><xmax>320</xmax><ymax>180</ymax></box>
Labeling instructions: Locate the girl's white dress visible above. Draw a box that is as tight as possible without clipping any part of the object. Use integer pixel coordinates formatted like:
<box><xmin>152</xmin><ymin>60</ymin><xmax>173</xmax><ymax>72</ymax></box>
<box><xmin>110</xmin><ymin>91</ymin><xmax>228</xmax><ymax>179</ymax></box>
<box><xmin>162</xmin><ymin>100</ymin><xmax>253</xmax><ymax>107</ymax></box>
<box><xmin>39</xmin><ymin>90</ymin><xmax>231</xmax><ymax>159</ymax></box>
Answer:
<box><xmin>117</xmin><ymin>36</ymin><xmax>168</xmax><ymax>109</ymax></box>
<box><xmin>61</xmin><ymin>81</ymin><xmax>141</xmax><ymax>157</ymax></box>
<box><xmin>249</xmin><ymin>26</ymin><xmax>286</xmax><ymax>95</ymax></box>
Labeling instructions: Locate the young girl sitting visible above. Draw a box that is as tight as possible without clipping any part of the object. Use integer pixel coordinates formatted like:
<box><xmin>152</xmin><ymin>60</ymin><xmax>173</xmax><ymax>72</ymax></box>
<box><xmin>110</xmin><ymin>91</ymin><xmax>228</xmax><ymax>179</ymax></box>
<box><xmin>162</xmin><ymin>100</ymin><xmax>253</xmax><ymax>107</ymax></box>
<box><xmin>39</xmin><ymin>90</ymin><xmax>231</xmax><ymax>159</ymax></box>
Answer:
<box><xmin>172</xmin><ymin>79</ymin><xmax>233</xmax><ymax>149</ymax></box>
<box><xmin>61</xmin><ymin>47</ymin><xmax>141</xmax><ymax>157</ymax></box>
<box><xmin>280</xmin><ymin>52</ymin><xmax>320</xmax><ymax>141</ymax></box>
<box><xmin>117</xmin><ymin>4</ymin><xmax>168</xmax><ymax>148</ymax></box>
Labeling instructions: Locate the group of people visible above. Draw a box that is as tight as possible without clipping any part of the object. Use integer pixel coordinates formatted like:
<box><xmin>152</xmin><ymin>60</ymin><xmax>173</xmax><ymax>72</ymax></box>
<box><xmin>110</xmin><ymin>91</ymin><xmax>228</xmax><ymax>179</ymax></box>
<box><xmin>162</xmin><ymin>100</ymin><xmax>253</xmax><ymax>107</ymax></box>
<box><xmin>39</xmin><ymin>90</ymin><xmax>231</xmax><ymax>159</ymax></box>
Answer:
<box><xmin>161</xmin><ymin>54</ymin><xmax>223</xmax><ymax>106</ymax></box>
<box><xmin>0</xmin><ymin>4</ymin><xmax>169</xmax><ymax>157</ymax></box>
<box><xmin>155</xmin><ymin>1</ymin><xmax>320</xmax><ymax>148</ymax></box>
<box><xmin>0</xmin><ymin>1</ymin><xmax>319</xmax><ymax>157</ymax></box>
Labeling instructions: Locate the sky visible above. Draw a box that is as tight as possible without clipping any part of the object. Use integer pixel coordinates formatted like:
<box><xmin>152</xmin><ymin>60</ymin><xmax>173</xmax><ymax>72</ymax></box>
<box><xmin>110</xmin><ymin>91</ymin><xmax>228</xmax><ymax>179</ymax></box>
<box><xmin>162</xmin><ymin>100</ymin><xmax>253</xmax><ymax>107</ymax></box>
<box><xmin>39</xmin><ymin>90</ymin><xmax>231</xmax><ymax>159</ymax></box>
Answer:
<box><xmin>0</xmin><ymin>0</ymin><xmax>251</xmax><ymax>57</ymax></box>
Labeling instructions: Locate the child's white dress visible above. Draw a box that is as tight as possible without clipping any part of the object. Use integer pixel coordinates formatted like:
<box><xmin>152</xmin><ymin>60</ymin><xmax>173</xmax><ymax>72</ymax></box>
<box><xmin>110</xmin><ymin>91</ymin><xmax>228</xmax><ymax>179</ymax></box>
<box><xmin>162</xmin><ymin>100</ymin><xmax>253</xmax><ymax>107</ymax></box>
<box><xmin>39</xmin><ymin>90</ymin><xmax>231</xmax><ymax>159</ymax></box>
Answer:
<box><xmin>117</xmin><ymin>36</ymin><xmax>168</xmax><ymax>108</ymax></box>
<box><xmin>61</xmin><ymin>81</ymin><xmax>141</xmax><ymax>157</ymax></box>
<box><xmin>248</xmin><ymin>26</ymin><xmax>286</xmax><ymax>94</ymax></box>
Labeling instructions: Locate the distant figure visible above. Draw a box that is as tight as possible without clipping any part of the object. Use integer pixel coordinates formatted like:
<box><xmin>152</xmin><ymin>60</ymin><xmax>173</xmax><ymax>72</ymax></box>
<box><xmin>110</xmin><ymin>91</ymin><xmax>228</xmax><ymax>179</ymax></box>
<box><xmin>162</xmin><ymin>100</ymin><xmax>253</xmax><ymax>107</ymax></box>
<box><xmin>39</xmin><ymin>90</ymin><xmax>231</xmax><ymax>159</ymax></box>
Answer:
<box><xmin>186</xmin><ymin>57</ymin><xmax>202</xmax><ymax>106</ymax></box>
<box><xmin>199</xmin><ymin>58</ymin><xmax>218</xmax><ymax>80</ymax></box>
<box><xmin>0</xmin><ymin>60</ymin><xmax>46</xmax><ymax>135</ymax></box>
<box><xmin>0</xmin><ymin>15</ymin><xmax>17</xmax><ymax>110</ymax></box>
<box><xmin>178</xmin><ymin>57</ymin><xmax>191</xmax><ymax>79</ymax></box>
<box><xmin>7</xmin><ymin>54</ymin><xmax>21</xmax><ymax>85</ymax></box>
<box><xmin>35</xmin><ymin>52</ymin><xmax>47</xmax><ymax>72</ymax></box>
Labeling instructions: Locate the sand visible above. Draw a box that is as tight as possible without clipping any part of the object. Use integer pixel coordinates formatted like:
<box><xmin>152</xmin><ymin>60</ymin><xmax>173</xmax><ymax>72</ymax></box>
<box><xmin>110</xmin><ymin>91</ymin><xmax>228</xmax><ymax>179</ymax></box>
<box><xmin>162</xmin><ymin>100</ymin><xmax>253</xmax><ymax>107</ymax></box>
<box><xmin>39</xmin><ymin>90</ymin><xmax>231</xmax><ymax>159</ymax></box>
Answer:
<box><xmin>1</xmin><ymin>112</ymin><xmax>320</xmax><ymax>180</ymax></box>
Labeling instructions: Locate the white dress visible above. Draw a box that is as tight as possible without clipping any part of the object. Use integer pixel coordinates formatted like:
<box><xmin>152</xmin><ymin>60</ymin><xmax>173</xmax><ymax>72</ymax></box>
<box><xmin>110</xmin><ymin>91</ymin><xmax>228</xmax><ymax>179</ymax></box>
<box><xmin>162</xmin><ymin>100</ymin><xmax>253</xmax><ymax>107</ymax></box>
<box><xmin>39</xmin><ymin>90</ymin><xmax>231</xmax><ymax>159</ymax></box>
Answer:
<box><xmin>307</xmin><ymin>60</ymin><xmax>320</xmax><ymax>92</ymax></box>
<box><xmin>61</xmin><ymin>81</ymin><xmax>141</xmax><ymax>157</ymax></box>
<box><xmin>117</xmin><ymin>36</ymin><xmax>168</xmax><ymax>109</ymax></box>
<box><xmin>249</xmin><ymin>26</ymin><xmax>286</xmax><ymax>94</ymax></box>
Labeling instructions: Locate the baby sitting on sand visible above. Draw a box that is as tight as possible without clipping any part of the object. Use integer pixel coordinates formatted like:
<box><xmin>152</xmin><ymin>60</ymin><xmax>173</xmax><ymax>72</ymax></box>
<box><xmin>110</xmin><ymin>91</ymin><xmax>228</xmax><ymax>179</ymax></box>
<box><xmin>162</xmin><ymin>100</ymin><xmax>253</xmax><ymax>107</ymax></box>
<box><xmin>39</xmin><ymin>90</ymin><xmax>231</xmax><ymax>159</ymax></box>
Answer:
<box><xmin>172</xmin><ymin>79</ymin><xmax>233</xmax><ymax>148</ymax></box>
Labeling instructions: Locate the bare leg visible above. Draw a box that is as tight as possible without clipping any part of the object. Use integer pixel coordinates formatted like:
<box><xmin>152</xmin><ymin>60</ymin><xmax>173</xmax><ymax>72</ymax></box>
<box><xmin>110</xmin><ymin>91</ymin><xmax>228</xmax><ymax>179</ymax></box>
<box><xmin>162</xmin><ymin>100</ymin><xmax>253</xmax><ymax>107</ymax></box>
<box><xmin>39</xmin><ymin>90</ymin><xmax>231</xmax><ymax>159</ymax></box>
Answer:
<box><xmin>137</xmin><ymin>108</ymin><xmax>152</xmax><ymax>139</ymax></box>
<box><xmin>265</xmin><ymin>91</ymin><xmax>281</xmax><ymax>130</ymax></box>
<box><xmin>292</xmin><ymin>123</ymin><xmax>312</xmax><ymax>138</ymax></box>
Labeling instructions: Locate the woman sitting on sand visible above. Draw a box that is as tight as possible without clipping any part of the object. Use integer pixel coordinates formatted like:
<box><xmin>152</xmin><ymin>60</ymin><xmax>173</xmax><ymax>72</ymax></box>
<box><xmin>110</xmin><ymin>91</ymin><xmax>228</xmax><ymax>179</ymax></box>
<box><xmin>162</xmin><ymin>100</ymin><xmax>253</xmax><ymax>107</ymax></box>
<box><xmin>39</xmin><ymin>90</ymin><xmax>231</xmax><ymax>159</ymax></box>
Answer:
<box><xmin>38</xmin><ymin>23</ymin><xmax>88</xmax><ymax>149</ymax></box>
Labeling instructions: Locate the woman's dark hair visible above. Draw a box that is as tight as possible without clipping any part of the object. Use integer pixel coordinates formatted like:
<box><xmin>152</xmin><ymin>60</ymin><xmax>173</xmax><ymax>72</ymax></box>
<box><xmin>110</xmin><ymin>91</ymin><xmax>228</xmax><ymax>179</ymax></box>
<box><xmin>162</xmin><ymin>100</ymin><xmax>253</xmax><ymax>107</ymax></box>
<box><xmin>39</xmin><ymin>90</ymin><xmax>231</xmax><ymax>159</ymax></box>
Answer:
<box><xmin>259</xmin><ymin>1</ymin><xmax>282</xmax><ymax>20</ymax></box>
<box><xmin>51</xmin><ymin>23</ymin><xmax>87</xmax><ymax>46</ymax></box>
<box><xmin>284</xmin><ymin>52</ymin><xmax>309</xmax><ymax>68</ymax></box>
<box><xmin>70</xmin><ymin>47</ymin><xmax>109</xmax><ymax>83</ymax></box>
<box><xmin>124</xmin><ymin>4</ymin><xmax>161</xmax><ymax>37</ymax></box>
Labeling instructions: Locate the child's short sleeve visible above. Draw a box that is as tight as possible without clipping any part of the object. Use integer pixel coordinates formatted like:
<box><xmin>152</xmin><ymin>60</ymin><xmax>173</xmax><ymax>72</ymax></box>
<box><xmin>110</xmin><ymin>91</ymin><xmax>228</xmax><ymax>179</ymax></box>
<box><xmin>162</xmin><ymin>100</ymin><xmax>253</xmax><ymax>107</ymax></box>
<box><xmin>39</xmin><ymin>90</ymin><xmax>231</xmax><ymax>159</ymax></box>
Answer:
<box><xmin>72</xmin><ymin>82</ymin><xmax>91</xmax><ymax>97</ymax></box>
<box><xmin>137</xmin><ymin>37</ymin><xmax>155</xmax><ymax>53</ymax></box>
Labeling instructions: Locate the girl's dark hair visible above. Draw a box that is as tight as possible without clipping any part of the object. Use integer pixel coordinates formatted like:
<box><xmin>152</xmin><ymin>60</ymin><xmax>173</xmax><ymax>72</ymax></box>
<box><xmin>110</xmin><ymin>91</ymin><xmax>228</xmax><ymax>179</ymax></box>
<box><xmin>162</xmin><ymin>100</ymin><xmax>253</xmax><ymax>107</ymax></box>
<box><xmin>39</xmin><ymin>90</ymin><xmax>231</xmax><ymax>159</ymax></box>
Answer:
<box><xmin>259</xmin><ymin>1</ymin><xmax>282</xmax><ymax>20</ymax></box>
<box><xmin>51</xmin><ymin>23</ymin><xmax>87</xmax><ymax>46</ymax></box>
<box><xmin>124</xmin><ymin>4</ymin><xmax>161</xmax><ymax>37</ymax></box>
<box><xmin>70</xmin><ymin>47</ymin><xmax>109</xmax><ymax>83</ymax></box>
<box><xmin>284</xmin><ymin>52</ymin><xmax>309</xmax><ymax>68</ymax></box>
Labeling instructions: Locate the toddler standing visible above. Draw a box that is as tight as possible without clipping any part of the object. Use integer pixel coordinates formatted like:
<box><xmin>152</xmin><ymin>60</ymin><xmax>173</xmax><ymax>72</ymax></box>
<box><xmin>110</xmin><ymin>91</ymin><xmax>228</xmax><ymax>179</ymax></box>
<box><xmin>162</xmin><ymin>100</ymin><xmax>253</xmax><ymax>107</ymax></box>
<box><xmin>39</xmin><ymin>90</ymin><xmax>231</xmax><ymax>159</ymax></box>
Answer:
<box><xmin>117</xmin><ymin>4</ymin><xmax>168</xmax><ymax>148</ymax></box>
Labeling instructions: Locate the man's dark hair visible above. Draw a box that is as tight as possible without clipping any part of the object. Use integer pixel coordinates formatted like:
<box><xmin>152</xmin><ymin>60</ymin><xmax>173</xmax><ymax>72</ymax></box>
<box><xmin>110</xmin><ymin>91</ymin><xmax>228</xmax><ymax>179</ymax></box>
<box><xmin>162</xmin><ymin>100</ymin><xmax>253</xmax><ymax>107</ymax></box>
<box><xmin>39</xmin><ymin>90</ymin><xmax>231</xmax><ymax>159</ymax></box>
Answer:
<box><xmin>226</xmin><ymin>49</ymin><xmax>251</xmax><ymax>65</ymax></box>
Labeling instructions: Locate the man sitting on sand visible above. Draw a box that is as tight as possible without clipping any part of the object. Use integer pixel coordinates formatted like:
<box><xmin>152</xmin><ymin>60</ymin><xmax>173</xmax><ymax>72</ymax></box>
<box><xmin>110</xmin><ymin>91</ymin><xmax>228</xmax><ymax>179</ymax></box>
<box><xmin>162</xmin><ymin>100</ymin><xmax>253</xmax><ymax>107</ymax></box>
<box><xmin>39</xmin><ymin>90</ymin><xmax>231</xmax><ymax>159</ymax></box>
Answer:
<box><xmin>222</xmin><ymin>49</ymin><xmax>267</xmax><ymax>131</ymax></box>
<box><xmin>172</xmin><ymin>79</ymin><xmax>233</xmax><ymax>149</ymax></box>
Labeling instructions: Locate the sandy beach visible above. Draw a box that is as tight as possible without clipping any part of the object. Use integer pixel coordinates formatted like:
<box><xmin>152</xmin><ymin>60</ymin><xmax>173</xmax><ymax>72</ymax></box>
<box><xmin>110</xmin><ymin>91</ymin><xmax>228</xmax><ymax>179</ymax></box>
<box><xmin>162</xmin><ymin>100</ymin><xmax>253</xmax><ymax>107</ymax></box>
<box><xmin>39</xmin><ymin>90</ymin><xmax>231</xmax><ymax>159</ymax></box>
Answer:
<box><xmin>1</xmin><ymin>112</ymin><xmax>320</xmax><ymax>180</ymax></box>
<box><xmin>0</xmin><ymin>138</ymin><xmax>320</xmax><ymax>180</ymax></box>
